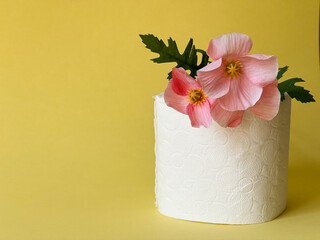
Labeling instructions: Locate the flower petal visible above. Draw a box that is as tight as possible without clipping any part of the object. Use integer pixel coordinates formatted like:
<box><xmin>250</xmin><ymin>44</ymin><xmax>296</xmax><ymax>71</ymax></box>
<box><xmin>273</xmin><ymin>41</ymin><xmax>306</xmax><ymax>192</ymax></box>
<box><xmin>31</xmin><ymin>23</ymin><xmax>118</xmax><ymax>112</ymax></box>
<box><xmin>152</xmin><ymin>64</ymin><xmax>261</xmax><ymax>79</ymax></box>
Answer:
<box><xmin>187</xmin><ymin>100</ymin><xmax>212</xmax><ymax>128</ymax></box>
<box><xmin>210</xmin><ymin>100</ymin><xmax>244</xmax><ymax>128</ymax></box>
<box><xmin>164</xmin><ymin>80</ymin><xmax>189</xmax><ymax>114</ymax></box>
<box><xmin>219</xmin><ymin>75</ymin><xmax>263</xmax><ymax>111</ymax></box>
<box><xmin>197</xmin><ymin>59</ymin><xmax>230</xmax><ymax>99</ymax></box>
<box><xmin>240</xmin><ymin>54</ymin><xmax>278</xmax><ymax>87</ymax></box>
<box><xmin>171</xmin><ymin>67</ymin><xmax>200</xmax><ymax>96</ymax></box>
<box><xmin>228</xmin><ymin>117</ymin><xmax>243</xmax><ymax>128</ymax></box>
<box><xmin>246</xmin><ymin>54</ymin><xmax>273</xmax><ymax>60</ymax></box>
<box><xmin>249</xmin><ymin>81</ymin><xmax>280</xmax><ymax>120</ymax></box>
<box><xmin>207</xmin><ymin>33</ymin><xmax>253</xmax><ymax>60</ymax></box>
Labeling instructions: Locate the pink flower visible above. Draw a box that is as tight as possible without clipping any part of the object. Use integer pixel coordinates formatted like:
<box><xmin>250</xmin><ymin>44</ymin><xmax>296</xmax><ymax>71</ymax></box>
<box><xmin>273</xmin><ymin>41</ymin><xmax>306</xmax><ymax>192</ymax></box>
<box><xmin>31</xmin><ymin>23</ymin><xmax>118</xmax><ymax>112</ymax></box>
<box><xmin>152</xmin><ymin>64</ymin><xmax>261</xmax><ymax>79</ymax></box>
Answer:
<box><xmin>164</xmin><ymin>67</ymin><xmax>214</xmax><ymax>128</ymax></box>
<box><xmin>210</xmin><ymin>80</ymin><xmax>280</xmax><ymax>128</ymax></box>
<box><xmin>197</xmin><ymin>33</ymin><xmax>279</xmax><ymax>111</ymax></box>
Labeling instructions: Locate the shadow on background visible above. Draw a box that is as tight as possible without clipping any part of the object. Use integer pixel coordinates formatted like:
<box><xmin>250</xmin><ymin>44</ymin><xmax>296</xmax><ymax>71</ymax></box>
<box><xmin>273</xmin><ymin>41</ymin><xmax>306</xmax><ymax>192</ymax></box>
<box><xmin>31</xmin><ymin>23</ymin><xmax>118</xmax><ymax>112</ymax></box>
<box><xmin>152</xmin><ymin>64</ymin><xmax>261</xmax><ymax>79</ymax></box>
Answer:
<box><xmin>280</xmin><ymin>160</ymin><xmax>320</xmax><ymax>218</ymax></box>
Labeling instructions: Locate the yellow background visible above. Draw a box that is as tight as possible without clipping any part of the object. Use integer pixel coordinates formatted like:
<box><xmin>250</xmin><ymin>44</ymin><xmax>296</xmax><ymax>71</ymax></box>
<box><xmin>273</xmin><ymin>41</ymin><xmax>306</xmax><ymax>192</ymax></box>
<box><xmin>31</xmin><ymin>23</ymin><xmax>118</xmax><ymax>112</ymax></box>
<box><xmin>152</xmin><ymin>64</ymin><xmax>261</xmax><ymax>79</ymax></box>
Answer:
<box><xmin>0</xmin><ymin>0</ymin><xmax>319</xmax><ymax>239</ymax></box>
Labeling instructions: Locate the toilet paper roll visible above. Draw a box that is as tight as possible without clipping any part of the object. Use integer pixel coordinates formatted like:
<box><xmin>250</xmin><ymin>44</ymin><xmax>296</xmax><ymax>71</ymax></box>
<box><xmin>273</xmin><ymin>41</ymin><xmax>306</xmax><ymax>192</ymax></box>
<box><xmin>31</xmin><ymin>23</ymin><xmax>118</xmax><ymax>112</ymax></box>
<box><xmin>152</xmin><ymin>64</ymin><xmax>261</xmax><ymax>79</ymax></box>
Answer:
<box><xmin>154</xmin><ymin>93</ymin><xmax>291</xmax><ymax>224</ymax></box>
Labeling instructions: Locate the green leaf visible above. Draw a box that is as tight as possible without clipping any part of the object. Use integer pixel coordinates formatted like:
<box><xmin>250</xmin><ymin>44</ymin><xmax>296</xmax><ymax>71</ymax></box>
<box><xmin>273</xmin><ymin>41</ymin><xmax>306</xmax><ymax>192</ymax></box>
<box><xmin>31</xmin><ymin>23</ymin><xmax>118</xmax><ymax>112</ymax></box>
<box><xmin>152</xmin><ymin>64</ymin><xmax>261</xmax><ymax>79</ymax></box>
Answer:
<box><xmin>278</xmin><ymin>78</ymin><xmax>315</xmax><ymax>103</ymax></box>
<box><xmin>277</xmin><ymin>66</ymin><xmax>288</xmax><ymax>80</ymax></box>
<box><xmin>139</xmin><ymin>34</ymin><xmax>209</xmax><ymax>79</ymax></box>
<box><xmin>196</xmin><ymin>49</ymin><xmax>209</xmax><ymax>69</ymax></box>
<box><xmin>139</xmin><ymin>34</ymin><xmax>166</xmax><ymax>54</ymax></box>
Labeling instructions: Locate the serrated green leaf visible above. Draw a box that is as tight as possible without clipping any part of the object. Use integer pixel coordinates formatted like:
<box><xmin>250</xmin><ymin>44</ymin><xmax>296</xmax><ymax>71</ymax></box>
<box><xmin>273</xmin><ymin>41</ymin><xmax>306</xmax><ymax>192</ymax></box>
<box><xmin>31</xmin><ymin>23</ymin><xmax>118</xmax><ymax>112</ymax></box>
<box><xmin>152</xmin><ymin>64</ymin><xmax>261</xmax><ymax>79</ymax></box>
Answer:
<box><xmin>139</xmin><ymin>34</ymin><xmax>166</xmax><ymax>54</ymax></box>
<box><xmin>287</xmin><ymin>87</ymin><xmax>315</xmax><ymax>103</ymax></box>
<box><xmin>151</xmin><ymin>37</ymin><xmax>180</xmax><ymax>64</ymax></box>
<box><xmin>277</xmin><ymin>66</ymin><xmax>289</xmax><ymax>80</ymax></box>
<box><xmin>278</xmin><ymin>78</ymin><xmax>315</xmax><ymax>103</ymax></box>
<box><xmin>182</xmin><ymin>38</ymin><xmax>193</xmax><ymax>61</ymax></box>
<box><xmin>139</xmin><ymin>34</ymin><xmax>209</xmax><ymax>80</ymax></box>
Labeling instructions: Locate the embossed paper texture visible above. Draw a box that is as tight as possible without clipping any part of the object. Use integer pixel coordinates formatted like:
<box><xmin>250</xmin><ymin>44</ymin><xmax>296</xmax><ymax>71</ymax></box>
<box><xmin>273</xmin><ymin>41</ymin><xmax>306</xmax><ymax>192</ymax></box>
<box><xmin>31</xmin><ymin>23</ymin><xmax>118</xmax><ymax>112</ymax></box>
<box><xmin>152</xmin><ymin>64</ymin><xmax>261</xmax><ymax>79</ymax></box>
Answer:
<box><xmin>154</xmin><ymin>93</ymin><xmax>291</xmax><ymax>224</ymax></box>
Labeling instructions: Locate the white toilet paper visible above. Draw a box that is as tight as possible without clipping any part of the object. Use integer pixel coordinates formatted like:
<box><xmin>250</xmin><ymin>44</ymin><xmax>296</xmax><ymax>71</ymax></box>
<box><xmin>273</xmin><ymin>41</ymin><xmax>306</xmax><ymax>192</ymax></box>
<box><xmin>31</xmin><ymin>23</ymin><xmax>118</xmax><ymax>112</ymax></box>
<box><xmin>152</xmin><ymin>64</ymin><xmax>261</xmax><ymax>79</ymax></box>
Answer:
<box><xmin>154</xmin><ymin>93</ymin><xmax>291</xmax><ymax>224</ymax></box>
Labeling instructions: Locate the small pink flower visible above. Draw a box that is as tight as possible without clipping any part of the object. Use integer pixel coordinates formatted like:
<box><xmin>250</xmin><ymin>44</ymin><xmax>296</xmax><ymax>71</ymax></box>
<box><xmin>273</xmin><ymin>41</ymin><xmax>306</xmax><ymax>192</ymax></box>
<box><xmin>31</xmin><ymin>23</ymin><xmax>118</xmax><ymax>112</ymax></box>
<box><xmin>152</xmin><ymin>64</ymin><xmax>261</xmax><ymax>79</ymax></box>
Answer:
<box><xmin>164</xmin><ymin>67</ymin><xmax>214</xmax><ymax>128</ymax></box>
<box><xmin>197</xmin><ymin>33</ymin><xmax>278</xmax><ymax>111</ymax></box>
<box><xmin>211</xmin><ymin>80</ymin><xmax>281</xmax><ymax>128</ymax></box>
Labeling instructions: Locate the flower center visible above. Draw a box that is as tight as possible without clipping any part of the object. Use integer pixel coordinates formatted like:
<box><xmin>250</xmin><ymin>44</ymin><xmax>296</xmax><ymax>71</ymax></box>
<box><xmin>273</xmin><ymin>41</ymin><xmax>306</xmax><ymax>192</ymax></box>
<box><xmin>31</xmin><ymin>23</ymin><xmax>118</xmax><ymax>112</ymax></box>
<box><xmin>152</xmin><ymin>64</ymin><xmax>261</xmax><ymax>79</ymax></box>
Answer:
<box><xmin>225</xmin><ymin>60</ymin><xmax>242</xmax><ymax>78</ymax></box>
<box><xmin>187</xmin><ymin>89</ymin><xmax>206</xmax><ymax>105</ymax></box>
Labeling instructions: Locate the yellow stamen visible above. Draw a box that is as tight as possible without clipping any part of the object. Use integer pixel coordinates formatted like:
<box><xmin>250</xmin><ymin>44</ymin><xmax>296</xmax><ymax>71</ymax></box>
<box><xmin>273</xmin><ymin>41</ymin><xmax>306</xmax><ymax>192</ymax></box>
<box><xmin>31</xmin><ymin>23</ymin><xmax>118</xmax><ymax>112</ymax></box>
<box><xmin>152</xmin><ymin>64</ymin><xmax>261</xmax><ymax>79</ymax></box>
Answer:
<box><xmin>187</xmin><ymin>89</ymin><xmax>206</xmax><ymax>105</ymax></box>
<box><xmin>225</xmin><ymin>60</ymin><xmax>242</xmax><ymax>78</ymax></box>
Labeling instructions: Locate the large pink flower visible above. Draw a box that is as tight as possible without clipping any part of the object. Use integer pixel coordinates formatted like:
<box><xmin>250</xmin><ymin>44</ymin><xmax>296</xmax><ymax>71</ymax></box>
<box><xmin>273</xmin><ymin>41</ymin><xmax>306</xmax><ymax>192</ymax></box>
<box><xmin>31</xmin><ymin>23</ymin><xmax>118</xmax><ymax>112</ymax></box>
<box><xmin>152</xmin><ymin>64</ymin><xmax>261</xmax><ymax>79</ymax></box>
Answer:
<box><xmin>164</xmin><ymin>67</ymin><xmax>214</xmax><ymax>128</ymax></box>
<box><xmin>197</xmin><ymin>33</ymin><xmax>278</xmax><ymax>111</ymax></box>
<box><xmin>210</xmin><ymin>80</ymin><xmax>280</xmax><ymax>128</ymax></box>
